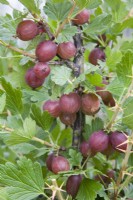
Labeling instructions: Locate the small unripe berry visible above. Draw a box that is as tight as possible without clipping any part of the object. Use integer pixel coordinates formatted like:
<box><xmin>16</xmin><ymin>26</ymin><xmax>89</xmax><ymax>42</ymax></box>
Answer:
<box><xmin>66</xmin><ymin>175</ymin><xmax>82</xmax><ymax>198</ymax></box>
<box><xmin>33</xmin><ymin>62</ymin><xmax>50</xmax><ymax>79</ymax></box>
<box><xmin>57</xmin><ymin>42</ymin><xmax>76</xmax><ymax>59</ymax></box>
<box><xmin>72</xmin><ymin>9</ymin><xmax>90</xmax><ymax>25</ymax></box>
<box><xmin>36</xmin><ymin>40</ymin><xmax>57</xmax><ymax>62</ymax></box>
<box><xmin>89</xmin><ymin>130</ymin><xmax>109</xmax><ymax>153</ymax></box>
<box><xmin>89</xmin><ymin>48</ymin><xmax>105</xmax><ymax>65</ymax></box>
<box><xmin>60</xmin><ymin>92</ymin><xmax>81</xmax><ymax>114</ymax></box>
<box><xmin>109</xmin><ymin>131</ymin><xmax>127</xmax><ymax>152</ymax></box>
<box><xmin>51</xmin><ymin>156</ymin><xmax>70</xmax><ymax>174</ymax></box>
<box><xmin>59</xmin><ymin>113</ymin><xmax>76</xmax><ymax>125</ymax></box>
<box><xmin>25</xmin><ymin>68</ymin><xmax>44</xmax><ymax>89</ymax></box>
<box><xmin>81</xmin><ymin>93</ymin><xmax>100</xmax><ymax>115</ymax></box>
<box><xmin>43</xmin><ymin>100</ymin><xmax>61</xmax><ymax>117</ymax></box>
<box><xmin>16</xmin><ymin>20</ymin><xmax>38</xmax><ymax>41</ymax></box>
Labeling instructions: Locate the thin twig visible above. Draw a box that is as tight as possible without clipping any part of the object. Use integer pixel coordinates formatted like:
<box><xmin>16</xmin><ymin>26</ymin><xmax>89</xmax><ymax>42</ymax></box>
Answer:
<box><xmin>0</xmin><ymin>40</ymin><xmax>36</xmax><ymax>59</ymax></box>
<box><xmin>32</xmin><ymin>137</ymin><xmax>53</xmax><ymax>147</ymax></box>
<box><xmin>52</xmin><ymin>179</ymin><xmax>65</xmax><ymax>200</ymax></box>
<box><xmin>54</xmin><ymin>0</ymin><xmax>76</xmax><ymax>38</ymax></box>
<box><xmin>1</xmin><ymin>125</ymin><xmax>53</xmax><ymax>147</ymax></box>
<box><xmin>106</xmin><ymin>76</ymin><xmax>133</xmax><ymax>130</ymax></box>
<box><xmin>114</xmin><ymin>132</ymin><xmax>133</xmax><ymax>199</ymax></box>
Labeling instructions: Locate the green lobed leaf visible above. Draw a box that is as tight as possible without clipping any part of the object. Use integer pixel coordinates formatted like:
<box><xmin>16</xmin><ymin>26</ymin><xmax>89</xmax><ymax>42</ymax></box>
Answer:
<box><xmin>77</xmin><ymin>178</ymin><xmax>102</xmax><ymax>200</ymax></box>
<box><xmin>4</xmin><ymin>117</ymin><xmax>36</xmax><ymax>145</ymax></box>
<box><xmin>124</xmin><ymin>184</ymin><xmax>133</xmax><ymax>198</ymax></box>
<box><xmin>106</xmin><ymin>78</ymin><xmax>124</xmax><ymax>98</ymax></box>
<box><xmin>18</xmin><ymin>0</ymin><xmax>40</xmax><ymax>15</ymax></box>
<box><xmin>122</xmin><ymin>97</ymin><xmax>133</xmax><ymax>129</ymax></box>
<box><xmin>51</xmin><ymin>66</ymin><xmax>72</xmax><ymax>86</ymax></box>
<box><xmin>57</xmin><ymin>25</ymin><xmax>78</xmax><ymax>43</ymax></box>
<box><xmin>0</xmin><ymin>188</ymin><xmax>9</xmax><ymax>200</ymax></box>
<box><xmin>84</xmin><ymin>118</ymin><xmax>104</xmax><ymax>140</ymax></box>
<box><xmin>120</xmin><ymin>41</ymin><xmax>133</xmax><ymax>52</ymax></box>
<box><xmin>116</xmin><ymin>51</ymin><xmax>133</xmax><ymax>87</ymax></box>
<box><xmin>0</xmin><ymin>157</ymin><xmax>45</xmax><ymax>200</ymax></box>
<box><xmin>31</xmin><ymin>104</ymin><xmax>54</xmax><ymax>131</ymax></box>
<box><xmin>0</xmin><ymin>93</ymin><xmax>6</xmax><ymax>114</ymax></box>
<box><xmin>75</xmin><ymin>0</ymin><xmax>102</xmax><ymax>9</ymax></box>
<box><xmin>1</xmin><ymin>78</ymin><xmax>23</xmax><ymax>115</ymax></box>
<box><xmin>104</xmin><ymin>0</ymin><xmax>128</xmax><ymax>23</ymax></box>
<box><xmin>84</xmin><ymin>14</ymin><xmax>112</xmax><ymax>35</ymax></box>
<box><xmin>69</xmin><ymin>149</ymin><xmax>82</xmax><ymax>166</ymax></box>
<box><xmin>44</xmin><ymin>0</ymin><xmax>72</xmax><ymax>22</ymax></box>
<box><xmin>58</xmin><ymin>128</ymin><xmax>72</xmax><ymax>148</ymax></box>
<box><xmin>105</xmin><ymin>47</ymin><xmax>122</xmax><ymax>71</ymax></box>
<box><xmin>85</xmin><ymin>73</ymin><xmax>103</xmax><ymax>86</ymax></box>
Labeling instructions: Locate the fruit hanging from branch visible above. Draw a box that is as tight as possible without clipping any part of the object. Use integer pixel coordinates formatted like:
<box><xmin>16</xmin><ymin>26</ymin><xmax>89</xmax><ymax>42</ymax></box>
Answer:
<box><xmin>89</xmin><ymin>130</ymin><xmax>109</xmax><ymax>154</ymax></box>
<box><xmin>109</xmin><ymin>131</ymin><xmax>127</xmax><ymax>152</ymax></box>
<box><xmin>66</xmin><ymin>175</ymin><xmax>82</xmax><ymax>198</ymax></box>
<box><xmin>96</xmin><ymin>80</ymin><xmax>115</xmax><ymax>107</ymax></box>
<box><xmin>59</xmin><ymin>112</ymin><xmax>76</xmax><ymax>125</ymax></box>
<box><xmin>89</xmin><ymin>48</ymin><xmax>106</xmax><ymax>65</ymax></box>
<box><xmin>33</xmin><ymin>62</ymin><xmax>50</xmax><ymax>79</ymax></box>
<box><xmin>25</xmin><ymin>68</ymin><xmax>45</xmax><ymax>89</ymax></box>
<box><xmin>57</xmin><ymin>42</ymin><xmax>77</xmax><ymax>59</ymax></box>
<box><xmin>36</xmin><ymin>40</ymin><xmax>57</xmax><ymax>62</ymax></box>
<box><xmin>43</xmin><ymin>100</ymin><xmax>61</xmax><ymax>117</ymax></box>
<box><xmin>51</xmin><ymin>156</ymin><xmax>70</xmax><ymax>174</ymax></box>
<box><xmin>60</xmin><ymin>92</ymin><xmax>81</xmax><ymax>114</ymax></box>
<box><xmin>72</xmin><ymin>9</ymin><xmax>90</xmax><ymax>25</ymax></box>
<box><xmin>81</xmin><ymin>93</ymin><xmax>100</xmax><ymax>115</ymax></box>
<box><xmin>16</xmin><ymin>20</ymin><xmax>38</xmax><ymax>41</ymax></box>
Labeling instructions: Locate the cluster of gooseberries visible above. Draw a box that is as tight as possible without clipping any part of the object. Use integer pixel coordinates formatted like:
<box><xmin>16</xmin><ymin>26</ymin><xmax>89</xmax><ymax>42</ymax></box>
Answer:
<box><xmin>45</xmin><ymin>130</ymin><xmax>127</xmax><ymax>198</ymax></box>
<box><xmin>16</xmin><ymin>9</ymin><xmax>127</xmax><ymax>199</ymax></box>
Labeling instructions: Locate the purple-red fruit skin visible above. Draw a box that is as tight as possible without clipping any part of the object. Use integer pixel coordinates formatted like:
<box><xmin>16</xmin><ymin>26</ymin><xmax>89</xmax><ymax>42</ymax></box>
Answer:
<box><xmin>66</xmin><ymin>175</ymin><xmax>82</xmax><ymax>198</ymax></box>
<box><xmin>36</xmin><ymin>40</ymin><xmax>57</xmax><ymax>62</ymax></box>
<box><xmin>96</xmin><ymin>80</ymin><xmax>115</xmax><ymax>107</ymax></box>
<box><xmin>51</xmin><ymin>156</ymin><xmax>70</xmax><ymax>174</ymax></box>
<box><xmin>81</xmin><ymin>93</ymin><xmax>100</xmax><ymax>115</ymax></box>
<box><xmin>57</xmin><ymin>42</ymin><xmax>76</xmax><ymax>59</ymax></box>
<box><xmin>60</xmin><ymin>93</ymin><xmax>81</xmax><ymax>114</ymax></box>
<box><xmin>89</xmin><ymin>130</ymin><xmax>109</xmax><ymax>153</ymax></box>
<box><xmin>59</xmin><ymin>113</ymin><xmax>76</xmax><ymax>125</ymax></box>
<box><xmin>89</xmin><ymin>48</ymin><xmax>105</xmax><ymax>65</ymax></box>
<box><xmin>43</xmin><ymin>100</ymin><xmax>61</xmax><ymax>117</ymax></box>
<box><xmin>25</xmin><ymin>68</ymin><xmax>44</xmax><ymax>89</ymax></box>
<box><xmin>33</xmin><ymin>62</ymin><xmax>50</xmax><ymax>79</ymax></box>
<box><xmin>16</xmin><ymin>20</ymin><xmax>38</xmax><ymax>41</ymax></box>
<box><xmin>110</xmin><ymin>131</ymin><xmax>127</xmax><ymax>152</ymax></box>
<box><xmin>46</xmin><ymin>153</ymin><xmax>55</xmax><ymax>172</ymax></box>
<box><xmin>95</xmin><ymin>170</ymin><xmax>115</xmax><ymax>185</ymax></box>
<box><xmin>102</xmin><ymin>141</ymin><xmax>114</xmax><ymax>156</ymax></box>
<box><xmin>80</xmin><ymin>141</ymin><xmax>90</xmax><ymax>157</ymax></box>
<box><xmin>73</xmin><ymin>9</ymin><xmax>90</xmax><ymax>25</ymax></box>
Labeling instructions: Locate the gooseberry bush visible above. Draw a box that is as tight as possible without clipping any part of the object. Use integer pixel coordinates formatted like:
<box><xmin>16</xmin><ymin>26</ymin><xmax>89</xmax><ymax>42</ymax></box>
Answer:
<box><xmin>0</xmin><ymin>0</ymin><xmax>133</xmax><ymax>199</ymax></box>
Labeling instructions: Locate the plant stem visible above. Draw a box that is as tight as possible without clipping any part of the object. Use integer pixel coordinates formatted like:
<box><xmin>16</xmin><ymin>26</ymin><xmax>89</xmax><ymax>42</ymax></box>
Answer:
<box><xmin>52</xmin><ymin>179</ymin><xmax>65</xmax><ymax>200</ymax></box>
<box><xmin>72</xmin><ymin>27</ymin><xmax>85</xmax><ymax>148</ymax></box>
<box><xmin>32</xmin><ymin>137</ymin><xmax>53</xmax><ymax>147</ymax></box>
<box><xmin>1</xmin><ymin>125</ymin><xmax>53</xmax><ymax>147</ymax></box>
<box><xmin>0</xmin><ymin>40</ymin><xmax>36</xmax><ymax>59</ymax></box>
<box><xmin>106</xmin><ymin>78</ymin><xmax>133</xmax><ymax>130</ymax></box>
<box><xmin>114</xmin><ymin>131</ymin><xmax>133</xmax><ymax>199</ymax></box>
<box><xmin>54</xmin><ymin>0</ymin><xmax>76</xmax><ymax>38</ymax></box>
